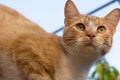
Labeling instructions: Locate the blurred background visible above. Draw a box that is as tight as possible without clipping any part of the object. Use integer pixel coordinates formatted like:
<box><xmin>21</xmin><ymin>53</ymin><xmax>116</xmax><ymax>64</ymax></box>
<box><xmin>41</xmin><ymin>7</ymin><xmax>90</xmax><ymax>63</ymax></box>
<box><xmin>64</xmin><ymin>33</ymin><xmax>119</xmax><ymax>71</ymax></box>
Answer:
<box><xmin>0</xmin><ymin>0</ymin><xmax>120</xmax><ymax>79</ymax></box>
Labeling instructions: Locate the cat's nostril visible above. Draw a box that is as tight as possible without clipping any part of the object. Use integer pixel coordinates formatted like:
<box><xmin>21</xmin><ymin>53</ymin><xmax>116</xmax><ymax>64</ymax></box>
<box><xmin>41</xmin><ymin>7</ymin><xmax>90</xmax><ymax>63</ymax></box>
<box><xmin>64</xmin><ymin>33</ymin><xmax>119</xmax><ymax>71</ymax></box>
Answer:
<box><xmin>86</xmin><ymin>34</ymin><xmax>95</xmax><ymax>39</ymax></box>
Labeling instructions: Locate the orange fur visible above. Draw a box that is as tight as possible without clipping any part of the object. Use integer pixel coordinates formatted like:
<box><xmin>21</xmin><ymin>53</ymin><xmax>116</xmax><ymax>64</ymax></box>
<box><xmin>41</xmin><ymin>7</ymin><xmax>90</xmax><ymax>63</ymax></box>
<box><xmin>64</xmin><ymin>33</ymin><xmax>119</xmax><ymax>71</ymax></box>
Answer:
<box><xmin>0</xmin><ymin>0</ymin><xmax>120</xmax><ymax>80</ymax></box>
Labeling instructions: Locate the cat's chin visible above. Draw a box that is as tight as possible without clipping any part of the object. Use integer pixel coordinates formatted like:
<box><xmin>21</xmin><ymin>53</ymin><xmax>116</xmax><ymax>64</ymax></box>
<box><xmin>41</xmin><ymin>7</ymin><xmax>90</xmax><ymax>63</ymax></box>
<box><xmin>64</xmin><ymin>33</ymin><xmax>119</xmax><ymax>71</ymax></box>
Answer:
<box><xmin>82</xmin><ymin>43</ymin><xmax>97</xmax><ymax>53</ymax></box>
<box><xmin>85</xmin><ymin>43</ymin><xmax>94</xmax><ymax>47</ymax></box>
<box><xmin>84</xmin><ymin>45</ymin><xmax>96</xmax><ymax>51</ymax></box>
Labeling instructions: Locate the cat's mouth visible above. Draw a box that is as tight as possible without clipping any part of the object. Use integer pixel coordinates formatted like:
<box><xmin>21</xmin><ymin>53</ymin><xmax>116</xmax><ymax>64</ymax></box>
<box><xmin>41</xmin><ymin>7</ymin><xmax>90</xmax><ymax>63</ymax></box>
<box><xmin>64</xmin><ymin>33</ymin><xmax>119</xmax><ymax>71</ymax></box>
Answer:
<box><xmin>85</xmin><ymin>43</ymin><xmax>95</xmax><ymax>48</ymax></box>
<box><xmin>86</xmin><ymin>44</ymin><xmax>94</xmax><ymax>47</ymax></box>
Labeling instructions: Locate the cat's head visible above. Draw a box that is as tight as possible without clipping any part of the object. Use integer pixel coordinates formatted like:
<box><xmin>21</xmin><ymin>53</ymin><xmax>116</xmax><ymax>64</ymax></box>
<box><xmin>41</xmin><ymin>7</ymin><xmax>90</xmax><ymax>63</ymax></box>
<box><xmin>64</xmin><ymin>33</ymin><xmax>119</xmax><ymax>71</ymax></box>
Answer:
<box><xmin>63</xmin><ymin>0</ymin><xmax>120</xmax><ymax>57</ymax></box>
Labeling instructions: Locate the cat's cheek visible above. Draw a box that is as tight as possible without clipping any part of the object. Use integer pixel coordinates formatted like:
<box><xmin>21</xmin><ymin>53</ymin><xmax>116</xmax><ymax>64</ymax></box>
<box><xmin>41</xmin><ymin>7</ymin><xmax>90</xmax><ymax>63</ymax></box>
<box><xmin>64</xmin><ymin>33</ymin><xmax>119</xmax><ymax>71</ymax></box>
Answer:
<box><xmin>92</xmin><ymin>37</ymin><xmax>103</xmax><ymax>46</ymax></box>
<box><xmin>100</xmin><ymin>46</ymin><xmax>111</xmax><ymax>55</ymax></box>
<box><xmin>96</xmin><ymin>38</ymin><xmax>112</xmax><ymax>55</ymax></box>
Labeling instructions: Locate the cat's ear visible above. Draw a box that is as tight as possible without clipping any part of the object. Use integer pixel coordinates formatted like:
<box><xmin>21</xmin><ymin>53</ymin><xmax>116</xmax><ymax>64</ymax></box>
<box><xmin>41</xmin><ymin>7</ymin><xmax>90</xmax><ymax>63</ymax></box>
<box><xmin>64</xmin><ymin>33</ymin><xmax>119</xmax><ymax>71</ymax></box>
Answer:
<box><xmin>64</xmin><ymin>0</ymin><xmax>80</xmax><ymax>26</ymax></box>
<box><xmin>104</xmin><ymin>8</ymin><xmax>120</xmax><ymax>27</ymax></box>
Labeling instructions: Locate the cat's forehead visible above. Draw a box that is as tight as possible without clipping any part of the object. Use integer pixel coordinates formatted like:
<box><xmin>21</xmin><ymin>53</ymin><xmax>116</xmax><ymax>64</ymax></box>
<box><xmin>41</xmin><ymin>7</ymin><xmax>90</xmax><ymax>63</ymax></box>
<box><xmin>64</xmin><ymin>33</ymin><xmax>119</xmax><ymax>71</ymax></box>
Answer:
<box><xmin>80</xmin><ymin>15</ymin><xmax>104</xmax><ymax>26</ymax></box>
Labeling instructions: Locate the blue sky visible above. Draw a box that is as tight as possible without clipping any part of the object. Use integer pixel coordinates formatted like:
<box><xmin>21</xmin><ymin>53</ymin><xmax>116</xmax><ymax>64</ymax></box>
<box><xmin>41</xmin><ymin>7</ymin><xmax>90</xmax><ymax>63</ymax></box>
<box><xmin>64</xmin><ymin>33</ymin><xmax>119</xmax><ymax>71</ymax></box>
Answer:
<box><xmin>0</xmin><ymin>0</ymin><xmax>120</xmax><ymax>72</ymax></box>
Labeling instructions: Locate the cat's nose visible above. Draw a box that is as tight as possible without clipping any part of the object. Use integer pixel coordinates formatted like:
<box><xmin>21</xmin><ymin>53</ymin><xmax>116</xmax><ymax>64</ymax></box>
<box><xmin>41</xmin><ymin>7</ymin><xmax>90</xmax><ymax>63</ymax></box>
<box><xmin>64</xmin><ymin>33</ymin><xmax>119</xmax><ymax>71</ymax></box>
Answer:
<box><xmin>86</xmin><ymin>34</ymin><xmax>95</xmax><ymax>40</ymax></box>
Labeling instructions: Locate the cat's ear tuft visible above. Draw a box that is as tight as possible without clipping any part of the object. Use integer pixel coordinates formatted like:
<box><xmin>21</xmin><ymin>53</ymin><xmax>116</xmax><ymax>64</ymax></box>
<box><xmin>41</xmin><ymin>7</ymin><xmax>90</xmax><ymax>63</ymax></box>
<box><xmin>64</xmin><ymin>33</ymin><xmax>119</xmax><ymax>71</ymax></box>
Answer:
<box><xmin>104</xmin><ymin>8</ymin><xmax>120</xmax><ymax>27</ymax></box>
<box><xmin>64</xmin><ymin>0</ymin><xmax>80</xmax><ymax>26</ymax></box>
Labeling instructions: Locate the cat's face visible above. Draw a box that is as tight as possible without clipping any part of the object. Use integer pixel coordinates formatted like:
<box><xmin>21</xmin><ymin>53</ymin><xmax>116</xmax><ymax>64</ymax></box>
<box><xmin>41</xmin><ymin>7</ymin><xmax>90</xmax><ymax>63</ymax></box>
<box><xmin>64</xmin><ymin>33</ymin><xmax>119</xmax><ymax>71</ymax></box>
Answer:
<box><xmin>63</xmin><ymin>0</ymin><xmax>120</xmax><ymax>57</ymax></box>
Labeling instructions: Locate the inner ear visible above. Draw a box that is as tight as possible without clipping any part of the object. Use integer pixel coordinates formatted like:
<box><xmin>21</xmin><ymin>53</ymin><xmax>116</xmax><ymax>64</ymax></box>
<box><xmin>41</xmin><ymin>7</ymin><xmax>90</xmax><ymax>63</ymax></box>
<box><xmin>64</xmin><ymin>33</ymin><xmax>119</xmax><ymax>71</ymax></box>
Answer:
<box><xmin>64</xmin><ymin>0</ymin><xmax>80</xmax><ymax>26</ymax></box>
<box><xmin>104</xmin><ymin>8</ymin><xmax>120</xmax><ymax>27</ymax></box>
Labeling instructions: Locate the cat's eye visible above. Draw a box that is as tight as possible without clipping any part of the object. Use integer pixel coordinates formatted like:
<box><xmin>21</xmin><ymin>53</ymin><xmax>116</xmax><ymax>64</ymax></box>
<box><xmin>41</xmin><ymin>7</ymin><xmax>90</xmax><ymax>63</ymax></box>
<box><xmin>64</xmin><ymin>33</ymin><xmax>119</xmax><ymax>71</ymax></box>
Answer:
<box><xmin>75</xmin><ymin>23</ymin><xmax>85</xmax><ymax>31</ymax></box>
<box><xmin>97</xmin><ymin>26</ymin><xmax>106</xmax><ymax>33</ymax></box>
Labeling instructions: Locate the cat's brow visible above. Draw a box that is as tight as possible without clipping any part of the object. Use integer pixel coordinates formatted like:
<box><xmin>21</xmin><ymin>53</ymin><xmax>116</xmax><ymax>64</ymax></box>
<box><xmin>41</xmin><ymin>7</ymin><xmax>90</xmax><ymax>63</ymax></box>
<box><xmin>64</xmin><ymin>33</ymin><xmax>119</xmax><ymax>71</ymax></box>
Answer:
<box><xmin>82</xmin><ymin>15</ymin><xmax>103</xmax><ymax>26</ymax></box>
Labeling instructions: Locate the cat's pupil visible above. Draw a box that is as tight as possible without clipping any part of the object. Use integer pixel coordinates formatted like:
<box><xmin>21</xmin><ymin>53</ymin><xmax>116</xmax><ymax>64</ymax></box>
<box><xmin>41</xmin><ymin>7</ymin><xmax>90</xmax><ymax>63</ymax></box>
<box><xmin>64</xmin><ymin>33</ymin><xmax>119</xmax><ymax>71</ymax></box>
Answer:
<box><xmin>97</xmin><ymin>26</ymin><xmax>106</xmax><ymax>33</ymax></box>
<box><xmin>76</xmin><ymin>23</ymin><xmax>85</xmax><ymax>31</ymax></box>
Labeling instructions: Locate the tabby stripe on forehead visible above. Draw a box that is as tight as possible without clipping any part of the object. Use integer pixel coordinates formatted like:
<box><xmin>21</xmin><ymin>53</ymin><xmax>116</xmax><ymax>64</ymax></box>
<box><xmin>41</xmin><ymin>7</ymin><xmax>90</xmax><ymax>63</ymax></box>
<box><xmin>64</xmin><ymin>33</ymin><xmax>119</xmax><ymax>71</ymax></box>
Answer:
<box><xmin>83</xmin><ymin>16</ymin><xmax>104</xmax><ymax>25</ymax></box>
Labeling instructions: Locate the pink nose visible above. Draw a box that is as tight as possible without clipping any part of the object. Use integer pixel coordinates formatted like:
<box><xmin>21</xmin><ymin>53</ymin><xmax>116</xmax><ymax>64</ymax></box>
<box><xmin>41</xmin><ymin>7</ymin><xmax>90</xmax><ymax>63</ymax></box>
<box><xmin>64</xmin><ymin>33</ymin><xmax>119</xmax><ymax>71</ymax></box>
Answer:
<box><xmin>86</xmin><ymin>34</ymin><xmax>95</xmax><ymax>40</ymax></box>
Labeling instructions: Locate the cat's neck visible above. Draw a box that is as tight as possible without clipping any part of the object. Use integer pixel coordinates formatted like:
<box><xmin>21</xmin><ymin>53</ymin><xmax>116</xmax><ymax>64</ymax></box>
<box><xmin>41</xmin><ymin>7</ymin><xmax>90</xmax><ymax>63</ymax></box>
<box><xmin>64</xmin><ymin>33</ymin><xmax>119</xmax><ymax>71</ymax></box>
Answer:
<box><xmin>59</xmin><ymin>38</ymin><xmax>99</xmax><ymax>80</ymax></box>
<box><xmin>66</xmin><ymin>54</ymin><xmax>96</xmax><ymax>80</ymax></box>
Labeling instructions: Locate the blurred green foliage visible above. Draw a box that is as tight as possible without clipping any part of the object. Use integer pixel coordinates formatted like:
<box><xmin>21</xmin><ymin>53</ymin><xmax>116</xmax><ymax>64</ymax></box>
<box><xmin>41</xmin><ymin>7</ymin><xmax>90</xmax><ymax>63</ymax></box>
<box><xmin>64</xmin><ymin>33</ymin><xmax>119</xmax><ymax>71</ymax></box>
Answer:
<box><xmin>89</xmin><ymin>59</ymin><xmax>120</xmax><ymax>80</ymax></box>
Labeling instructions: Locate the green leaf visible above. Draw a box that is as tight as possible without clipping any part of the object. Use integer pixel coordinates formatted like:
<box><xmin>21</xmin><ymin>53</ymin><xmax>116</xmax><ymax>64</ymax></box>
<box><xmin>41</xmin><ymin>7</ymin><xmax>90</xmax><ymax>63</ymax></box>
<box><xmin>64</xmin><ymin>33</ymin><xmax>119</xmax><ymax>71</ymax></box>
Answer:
<box><xmin>104</xmin><ymin>61</ymin><xmax>109</xmax><ymax>72</ymax></box>
<box><xmin>112</xmin><ymin>67</ymin><xmax>119</xmax><ymax>79</ymax></box>
<box><xmin>96</xmin><ymin>62</ymin><xmax>103</xmax><ymax>79</ymax></box>
<box><xmin>104</xmin><ymin>74</ymin><xmax>111</xmax><ymax>80</ymax></box>
<box><xmin>91</xmin><ymin>71</ymin><xmax>96</xmax><ymax>78</ymax></box>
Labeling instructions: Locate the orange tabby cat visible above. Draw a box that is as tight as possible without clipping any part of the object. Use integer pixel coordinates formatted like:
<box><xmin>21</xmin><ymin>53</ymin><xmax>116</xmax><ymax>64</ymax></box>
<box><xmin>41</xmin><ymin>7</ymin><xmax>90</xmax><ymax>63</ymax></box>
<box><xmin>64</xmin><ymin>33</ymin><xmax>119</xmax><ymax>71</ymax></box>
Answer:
<box><xmin>0</xmin><ymin>0</ymin><xmax>120</xmax><ymax>80</ymax></box>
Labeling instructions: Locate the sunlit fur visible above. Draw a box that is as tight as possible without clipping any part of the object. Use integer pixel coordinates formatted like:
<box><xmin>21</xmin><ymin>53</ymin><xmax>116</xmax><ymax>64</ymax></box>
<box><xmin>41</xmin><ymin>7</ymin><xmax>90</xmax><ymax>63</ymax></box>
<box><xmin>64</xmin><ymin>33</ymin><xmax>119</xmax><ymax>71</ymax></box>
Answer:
<box><xmin>0</xmin><ymin>0</ymin><xmax>120</xmax><ymax>80</ymax></box>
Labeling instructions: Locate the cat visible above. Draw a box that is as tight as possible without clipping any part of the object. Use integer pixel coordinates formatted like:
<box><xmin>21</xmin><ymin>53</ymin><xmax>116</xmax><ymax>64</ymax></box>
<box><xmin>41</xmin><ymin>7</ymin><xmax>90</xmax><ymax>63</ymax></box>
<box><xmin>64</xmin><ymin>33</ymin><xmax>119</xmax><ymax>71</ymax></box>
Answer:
<box><xmin>0</xmin><ymin>0</ymin><xmax>120</xmax><ymax>80</ymax></box>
